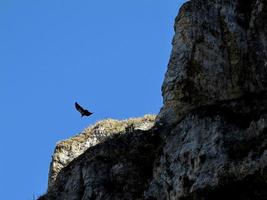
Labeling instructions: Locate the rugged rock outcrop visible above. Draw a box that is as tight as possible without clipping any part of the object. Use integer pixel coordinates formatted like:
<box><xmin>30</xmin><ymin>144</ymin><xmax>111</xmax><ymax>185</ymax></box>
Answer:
<box><xmin>47</xmin><ymin>115</ymin><xmax>156</xmax><ymax>190</ymax></box>
<box><xmin>158</xmin><ymin>0</ymin><xmax>267</xmax><ymax>125</ymax></box>
<box><xmin>39</xmin><ymin>0</ymin><xmax>267</xmax><ymax>199</ymax></box>
<box><xmin>145</xmin><ymin>93</ymin><xmax>267</xmax><ymax>200</ymax></box>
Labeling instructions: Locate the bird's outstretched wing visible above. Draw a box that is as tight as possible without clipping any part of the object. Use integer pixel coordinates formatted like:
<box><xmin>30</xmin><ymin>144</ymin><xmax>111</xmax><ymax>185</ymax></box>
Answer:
<box><xmin>75</xmin><ymin>102</ymin><xmax>85</xmax><ymax>114</ymax></box>
<box><xmin>75</xmin><ymin>102</ymin><xmax>93</xmax><ymax>117</ymax></box>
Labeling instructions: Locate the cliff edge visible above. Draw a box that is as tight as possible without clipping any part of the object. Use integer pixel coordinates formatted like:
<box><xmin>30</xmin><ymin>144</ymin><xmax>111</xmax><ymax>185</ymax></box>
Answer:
<box><xmin>39</xmin><ymin>0</ymin><xmax>267</xmax><ymax>199</ymax></box>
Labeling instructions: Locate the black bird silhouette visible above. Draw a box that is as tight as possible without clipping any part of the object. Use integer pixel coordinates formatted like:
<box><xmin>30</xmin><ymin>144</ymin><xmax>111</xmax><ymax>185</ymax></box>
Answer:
<box><xmin>75</xmin><ymin>102</ymin><xmax>93</xmax><ymax>117</ymax></box>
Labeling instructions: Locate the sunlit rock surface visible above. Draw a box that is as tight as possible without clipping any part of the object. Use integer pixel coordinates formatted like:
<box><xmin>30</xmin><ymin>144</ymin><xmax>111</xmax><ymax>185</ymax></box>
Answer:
<box><xmin>48</xmin><ymin>115</ymin><xmax>156</xmax><ymax>190</ymax></box>
<box><xmin>157</xmin><ymin>0</ymin><xmax>267</xmax><ymax>125</ymax></box>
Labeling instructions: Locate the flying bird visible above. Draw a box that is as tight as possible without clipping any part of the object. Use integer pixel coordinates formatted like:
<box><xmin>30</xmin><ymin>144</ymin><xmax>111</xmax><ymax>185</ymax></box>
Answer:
<box><xmin>75</xmin><ymin>102</ymin><xmax>93</xmax><ymax>117</ymax></box>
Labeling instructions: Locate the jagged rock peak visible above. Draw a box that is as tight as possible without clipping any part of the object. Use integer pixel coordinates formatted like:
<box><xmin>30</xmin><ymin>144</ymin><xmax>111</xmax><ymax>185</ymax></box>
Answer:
<box><xmin>48</xmin><ymin>114</ymin><xmax>156</xmax><ymax>189</ymax></box>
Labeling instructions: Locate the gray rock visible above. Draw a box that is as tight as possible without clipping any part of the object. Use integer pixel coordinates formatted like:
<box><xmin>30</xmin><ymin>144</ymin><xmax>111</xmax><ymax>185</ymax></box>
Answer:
<box><xmin>47</xmin><ymin>115</ymin><xmax>156</xmax><ymax>190</ymax></box>
<box><xmin>38</xmin><ymin>0</ymin><xmax>267</xmax><ymax>199</ymax></box>
<box><xmin>39</xmin><ymin>120</ymin><xmax>162</xmax><ymax>200</ymax></box>
<box><xmin>157</xmin><ymin>0</ymin><xmax>267</xmax><ymax>125</ymax></box>
<box><xmin>145</xmin><ymin>94</ymin><xmax>267</xmax><ymax>199</ymax></box>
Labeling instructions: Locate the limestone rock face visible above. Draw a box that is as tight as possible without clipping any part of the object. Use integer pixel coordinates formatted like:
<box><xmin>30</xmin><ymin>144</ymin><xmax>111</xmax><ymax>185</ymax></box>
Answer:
<box><xmin>48</xmin><ymin>115</ymin><xmax>156</xmax><ymax>190</ymax></box>
<box><xmin>39</xmin><ymin>0</ymin><xmax>267</xmax><ymax>199</ymax></box>
<box><xmin>145</xmin><ymin>93</ymin><xmax>267</xmax><ymax>200</ymax></box>
<box><xmin>39</xmin><ymin>115</ymin><xmax>160</xmax><ymax>200</ymax></box>
<box><xmin>158</xmin><ymin>0</ymin><xmax>267</xmax><ymax>125</ymax></box>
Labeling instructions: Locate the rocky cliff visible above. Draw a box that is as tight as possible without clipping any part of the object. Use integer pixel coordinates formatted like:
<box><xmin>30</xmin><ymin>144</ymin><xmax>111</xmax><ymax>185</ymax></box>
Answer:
<box><xmin>47</xmin><ymin>115</ymin><xmax>156</xmax><ymax>190</ymax></box>
<box><xmin>39</xmin><ymin>0</ymin><xmax>267</xmax><ymax>199</ymax></box>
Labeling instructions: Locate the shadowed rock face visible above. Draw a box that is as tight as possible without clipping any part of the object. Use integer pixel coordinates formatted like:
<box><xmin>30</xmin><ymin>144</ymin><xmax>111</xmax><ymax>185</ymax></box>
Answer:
<box><xmin>39</xmin><ymin>0</ymin><xmax>267</xmax><ymax>199</ymax></box>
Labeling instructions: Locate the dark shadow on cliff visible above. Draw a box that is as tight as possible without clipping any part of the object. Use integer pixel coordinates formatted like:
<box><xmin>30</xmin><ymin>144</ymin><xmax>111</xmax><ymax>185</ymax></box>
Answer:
<box><xmin>192</xmin><ymin>91</ymin><xmax>267</xmax><ymax>129</ymax></box>
<box><xmin>180</xmin><ymin>171</ymin><xmax>267</xmax><ymax>200</ymax></box>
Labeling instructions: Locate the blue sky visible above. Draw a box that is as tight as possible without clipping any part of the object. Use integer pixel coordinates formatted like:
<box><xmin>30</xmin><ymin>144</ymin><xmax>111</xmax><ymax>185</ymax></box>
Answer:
<box><xmin>0</xmin><ymin>0</ymin><xmax>185</xmax><ymax>199</ymax></box>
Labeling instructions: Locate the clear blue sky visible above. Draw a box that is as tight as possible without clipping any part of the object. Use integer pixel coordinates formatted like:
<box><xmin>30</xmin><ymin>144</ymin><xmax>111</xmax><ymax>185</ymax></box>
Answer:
<box><xmin>0</xmin><ymin>0</ymin><xmax>185</xmax><ymax>199</ymax></box>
